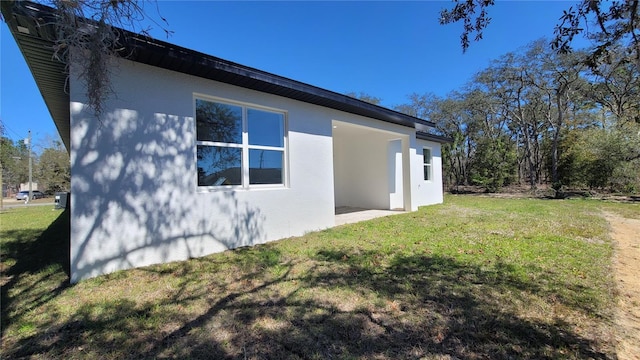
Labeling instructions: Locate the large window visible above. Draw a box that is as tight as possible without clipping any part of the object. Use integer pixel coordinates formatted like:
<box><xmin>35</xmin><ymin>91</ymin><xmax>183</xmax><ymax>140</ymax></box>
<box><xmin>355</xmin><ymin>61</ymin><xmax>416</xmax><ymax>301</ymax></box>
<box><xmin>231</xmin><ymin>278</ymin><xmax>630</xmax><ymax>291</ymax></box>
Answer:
<box><xmin>423</xmin><ymin>147</ymin><xmax>432</xmax><ymax>181</ymax></box>
<box><xmin>196</xmin><ymin>97</ymin><xmax>286</xmax><ymax>188</ymax></box>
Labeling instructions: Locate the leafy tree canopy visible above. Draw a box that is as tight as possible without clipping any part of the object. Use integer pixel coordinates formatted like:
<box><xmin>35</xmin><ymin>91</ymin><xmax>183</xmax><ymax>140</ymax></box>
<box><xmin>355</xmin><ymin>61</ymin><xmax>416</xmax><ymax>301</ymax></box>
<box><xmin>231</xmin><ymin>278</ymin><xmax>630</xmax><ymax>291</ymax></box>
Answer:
<box><xmin>440</xmin><ymin>0</ymin><xmax>640</xmax><ymax>68</ymax></box>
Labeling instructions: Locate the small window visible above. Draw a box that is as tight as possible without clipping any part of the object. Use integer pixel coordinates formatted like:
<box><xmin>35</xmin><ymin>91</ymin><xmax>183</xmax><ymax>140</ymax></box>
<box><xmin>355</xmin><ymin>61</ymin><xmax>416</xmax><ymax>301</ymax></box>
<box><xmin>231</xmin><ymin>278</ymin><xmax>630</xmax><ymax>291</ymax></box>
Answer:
<box><xmin>196</xmin><ymin>97</ymin><xmax>286</xmax><ymax>188</ymax></box>
<box><xmin>423</xmin><ymin>148</ymin><xmax>432</xmax><ymax>181</ymax></box>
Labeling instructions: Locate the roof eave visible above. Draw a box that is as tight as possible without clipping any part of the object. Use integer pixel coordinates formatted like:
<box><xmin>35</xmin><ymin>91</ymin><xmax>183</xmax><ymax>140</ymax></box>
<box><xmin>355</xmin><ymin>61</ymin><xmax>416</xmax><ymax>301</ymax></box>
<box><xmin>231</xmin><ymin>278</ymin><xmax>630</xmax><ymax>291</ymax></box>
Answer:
<box><xmin>120</xmin><ymin>32</ymin><xmax>436</xmax><ymax>129</ymax></box>
<box><xmin>416</xmin><ymin>132</ymin><xmax>454</xmax><ymax>144</ymax></box>
<box><xmin>2</xmin><ymin>0</ymin><xmax>70</xmax><ymax>152</ymax></box>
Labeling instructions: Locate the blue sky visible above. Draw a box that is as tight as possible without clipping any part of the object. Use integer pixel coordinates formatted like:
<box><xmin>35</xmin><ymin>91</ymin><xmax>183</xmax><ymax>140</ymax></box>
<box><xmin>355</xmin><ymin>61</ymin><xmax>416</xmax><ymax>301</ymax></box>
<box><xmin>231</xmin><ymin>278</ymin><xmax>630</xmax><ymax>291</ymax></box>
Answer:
<box><xmin>1</xmin><ymin>1</ymin><xmax>588</xmax><ymax>149</ymax></box>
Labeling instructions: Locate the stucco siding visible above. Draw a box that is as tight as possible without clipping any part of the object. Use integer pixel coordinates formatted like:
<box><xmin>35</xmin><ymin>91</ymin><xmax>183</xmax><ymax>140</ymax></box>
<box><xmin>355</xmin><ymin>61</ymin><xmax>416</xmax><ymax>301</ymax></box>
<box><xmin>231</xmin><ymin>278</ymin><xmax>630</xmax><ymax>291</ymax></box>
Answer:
<box><xmin>332</xmin><ymin>119</ymin><xmax>416</xmax><ymax>211</ymax></box>
<box><xmin>69</xmin><ymin>58</ymin><xmax>337</xmax><ymax>282</ymax></box>
<box><xmin>334</xmin><ymin>126</ymin><xmax>395</xmax><ymax>209</ymax></box>
<box><xmin>415</xmin><ymin>139</ymin><xmax>444</xmax><ymax>206</ymax></box>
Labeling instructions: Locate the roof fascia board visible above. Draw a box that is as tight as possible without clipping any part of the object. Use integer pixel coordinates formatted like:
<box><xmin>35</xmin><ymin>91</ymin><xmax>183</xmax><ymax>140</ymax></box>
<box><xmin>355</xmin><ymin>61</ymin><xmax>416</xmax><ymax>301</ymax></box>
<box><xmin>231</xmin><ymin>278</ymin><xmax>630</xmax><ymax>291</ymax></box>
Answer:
<box><xmin>121</xmin><ymin>32</ymin><xmax>436</xmax><ymax>129</ymax></box>
<box><xmin>417</xmin><ymin>132</ymin><xmax>454</xmax><ymax>143</ymax></box>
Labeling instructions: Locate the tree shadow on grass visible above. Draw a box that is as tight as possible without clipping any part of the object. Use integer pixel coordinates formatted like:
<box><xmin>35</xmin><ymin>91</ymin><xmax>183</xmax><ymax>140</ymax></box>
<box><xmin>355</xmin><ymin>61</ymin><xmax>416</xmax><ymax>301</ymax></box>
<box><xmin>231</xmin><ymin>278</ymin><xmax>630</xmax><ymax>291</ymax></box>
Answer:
<box><xmin>306</xmin><ymin>249</ymin><xmax>610</xmax><ymax>359</ymax></box>
<box><xmin>5</xmin><ymin>241</ymin><xmax>613</xmax><ymax>359</ymax></box>
<box><xmin>1</xmin><ymin>208</ymin><xmax>70</xmax><ymax>338</ymax></box>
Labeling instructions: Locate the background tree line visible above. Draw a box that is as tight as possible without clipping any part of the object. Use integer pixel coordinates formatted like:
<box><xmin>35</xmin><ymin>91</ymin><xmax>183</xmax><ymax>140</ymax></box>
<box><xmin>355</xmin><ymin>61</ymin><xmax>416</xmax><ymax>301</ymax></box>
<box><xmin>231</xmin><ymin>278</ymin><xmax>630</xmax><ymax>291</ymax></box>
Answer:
<box><xmin>394</xmin><ymin>39</ymin><xmax>639</xmax><ymax>194</ymax></box>
<box><xmin>4</xmin><ymin>0</ymin><xmax>638</xmax><ymax>196</ymax></box>
<box><xmin>1</xmin><ymin>132</ymin><xmax>70</xmax><ymax>196</ymax></box>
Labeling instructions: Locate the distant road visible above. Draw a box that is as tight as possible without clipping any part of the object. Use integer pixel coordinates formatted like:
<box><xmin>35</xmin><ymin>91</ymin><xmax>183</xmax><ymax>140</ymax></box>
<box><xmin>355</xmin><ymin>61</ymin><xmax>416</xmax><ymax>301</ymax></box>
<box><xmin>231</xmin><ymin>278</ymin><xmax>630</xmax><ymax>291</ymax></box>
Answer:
<box><xmin>1</xmin><ymin>198</ymin><xmax>56</xmax><ymax>210</ymax></box>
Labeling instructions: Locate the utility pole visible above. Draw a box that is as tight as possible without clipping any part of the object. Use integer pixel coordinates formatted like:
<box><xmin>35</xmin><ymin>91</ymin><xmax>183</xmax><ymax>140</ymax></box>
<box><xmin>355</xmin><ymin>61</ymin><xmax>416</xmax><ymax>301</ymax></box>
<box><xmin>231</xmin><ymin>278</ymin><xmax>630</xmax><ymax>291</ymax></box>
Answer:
<box><xmin>0</xmin><ymin>159</ymin><xmax>3</xmax><ymax>210</ymax></box>
<box><xmin>27</xmin><ymin>130</ymin><xmax>32</xmax><ymax>203</ymax></box>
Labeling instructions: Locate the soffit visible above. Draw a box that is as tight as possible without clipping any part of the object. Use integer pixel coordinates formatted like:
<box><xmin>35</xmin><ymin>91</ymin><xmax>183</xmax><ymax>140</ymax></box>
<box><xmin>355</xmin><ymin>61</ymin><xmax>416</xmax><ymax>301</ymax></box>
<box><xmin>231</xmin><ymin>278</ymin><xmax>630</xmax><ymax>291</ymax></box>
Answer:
<box><xmin>2</xmin><ymin>1</ymin><xmax>70</xmax><ymax>151</ymax></box>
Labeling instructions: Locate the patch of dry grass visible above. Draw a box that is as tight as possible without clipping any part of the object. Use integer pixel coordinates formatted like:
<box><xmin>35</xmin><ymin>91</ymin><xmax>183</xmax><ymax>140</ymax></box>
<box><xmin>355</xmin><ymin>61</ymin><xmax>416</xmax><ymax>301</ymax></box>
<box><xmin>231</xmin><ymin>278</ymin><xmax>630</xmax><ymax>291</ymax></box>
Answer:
<box><xmin>2</xmin><ymin>196</ymin><xmax>637</xmax><ymax>359</ymax></box>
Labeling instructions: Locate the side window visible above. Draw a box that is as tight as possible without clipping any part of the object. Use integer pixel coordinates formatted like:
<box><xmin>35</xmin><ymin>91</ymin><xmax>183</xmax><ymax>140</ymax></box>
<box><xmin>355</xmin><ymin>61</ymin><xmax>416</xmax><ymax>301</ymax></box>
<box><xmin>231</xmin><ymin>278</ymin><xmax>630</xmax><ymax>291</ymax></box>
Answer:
<box><xmin>196</xmin><ymin>97</ymin><xmax>286</xmax><ymax>188</ymax></box>
<box><xmin>423</xmin><ymin>148</ymin><xmax>432</xmax><ymax>181</ymax></box>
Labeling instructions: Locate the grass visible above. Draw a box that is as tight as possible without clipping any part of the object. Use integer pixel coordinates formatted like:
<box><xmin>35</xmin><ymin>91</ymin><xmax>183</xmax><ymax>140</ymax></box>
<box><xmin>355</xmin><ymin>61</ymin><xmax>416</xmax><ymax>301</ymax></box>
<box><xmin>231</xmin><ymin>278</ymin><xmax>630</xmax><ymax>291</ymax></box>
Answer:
<box><xmin>1</xmin><ymin>196</ymin><xmax>638</xmax><ymax>359</ymax></box>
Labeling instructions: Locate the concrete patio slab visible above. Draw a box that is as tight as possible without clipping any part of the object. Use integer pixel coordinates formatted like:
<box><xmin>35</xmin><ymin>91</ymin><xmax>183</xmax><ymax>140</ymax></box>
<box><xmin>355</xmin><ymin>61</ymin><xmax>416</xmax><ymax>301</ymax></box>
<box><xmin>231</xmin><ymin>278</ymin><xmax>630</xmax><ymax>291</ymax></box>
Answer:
<box><xmin>335</xmin><ymin>207</ymin><xmax>406</xmax><ymax>226</ymax></box>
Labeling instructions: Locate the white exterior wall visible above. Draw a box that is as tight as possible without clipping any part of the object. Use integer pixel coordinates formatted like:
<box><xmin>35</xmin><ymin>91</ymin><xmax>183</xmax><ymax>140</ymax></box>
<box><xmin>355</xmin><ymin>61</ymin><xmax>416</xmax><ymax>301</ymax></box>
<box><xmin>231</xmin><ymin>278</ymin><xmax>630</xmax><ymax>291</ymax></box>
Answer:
<box><xmin>69</xmin><ymin>57</ymin><xmax>445</xmax><ymax>282</ymax></box>
<box><xmin>332</xmin><ymin>122</ymin><xmax>410</xmax><ymax>210</ymax></box>
<box><xmin>414</xmin><ymin>139</ymin><xmax>444</xmax><ymax>206</ymax></box>
<box><xmin>387</xmin><ymin>139</ymin><xmax>404</xmax><ymax>210</ymax></box>
<box><xmin>69</xmin><ymin>59</ymin><xmax>340</xmax><ymax>282</ymax></box>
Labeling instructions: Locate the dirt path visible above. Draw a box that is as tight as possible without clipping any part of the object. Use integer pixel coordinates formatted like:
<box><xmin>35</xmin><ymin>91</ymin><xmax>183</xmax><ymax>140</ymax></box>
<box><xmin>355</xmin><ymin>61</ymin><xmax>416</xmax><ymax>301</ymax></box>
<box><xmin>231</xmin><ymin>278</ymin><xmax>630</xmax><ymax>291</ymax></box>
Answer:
<box><xmin>606</xmin><ymin>213</ymin><xmax>640</xmax><ymax>360</ymax></box>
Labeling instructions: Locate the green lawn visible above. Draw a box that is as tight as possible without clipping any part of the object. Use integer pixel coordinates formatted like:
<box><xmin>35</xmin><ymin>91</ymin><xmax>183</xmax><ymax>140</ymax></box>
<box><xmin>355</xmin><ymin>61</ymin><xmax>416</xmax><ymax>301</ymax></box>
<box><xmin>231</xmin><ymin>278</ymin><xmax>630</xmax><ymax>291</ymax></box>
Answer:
<box><xmin>1</xmin><ymin>196</ymin><xmax>638</xmax><ymax>359</ymax></box>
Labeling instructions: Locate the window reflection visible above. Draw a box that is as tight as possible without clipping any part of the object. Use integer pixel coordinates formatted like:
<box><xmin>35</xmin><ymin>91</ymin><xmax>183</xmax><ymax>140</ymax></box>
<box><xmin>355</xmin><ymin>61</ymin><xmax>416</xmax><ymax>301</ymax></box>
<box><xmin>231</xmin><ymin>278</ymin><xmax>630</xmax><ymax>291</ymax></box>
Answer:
<box><xmin>423</xmin><ymin>148</ymin><xmax>432</xmax><ymax>181</ymax></box>
<box><xmin>197</xmin><ymin>146</ymin><xmax>242</xmax><ymax>186</ymax></box>
<box><xmin>196</xmin><ymin>98</ymin><xmax>286</xmax><ymax>188</ymax></box>
<box><xmin>249</xmin><ymin>149</ymin><xmax>283</xmax><ymax>184</ymax></box>
<box><xmin>248</xmin><ymin>109</ymin><xmax>284</xmax><ymax>147</ymax></box>
<box><xmin>196</xmin><ymin>100</ymin><xmax>242</xmax><ymax>143</ymax></box>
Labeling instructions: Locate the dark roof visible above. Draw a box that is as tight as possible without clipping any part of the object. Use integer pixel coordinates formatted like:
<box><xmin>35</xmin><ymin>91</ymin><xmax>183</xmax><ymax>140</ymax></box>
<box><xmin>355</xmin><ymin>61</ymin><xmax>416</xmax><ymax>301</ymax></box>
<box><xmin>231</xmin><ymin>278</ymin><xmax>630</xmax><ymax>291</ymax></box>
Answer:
<box><xmin>2</xmin><ymin>1</ymin><xmax>444</xmax><ymax>151</ymax></box>
<box><xmin>417</xmin><ymin>132</ymin><xmax>454</xmax><ymax>143</ymax></box>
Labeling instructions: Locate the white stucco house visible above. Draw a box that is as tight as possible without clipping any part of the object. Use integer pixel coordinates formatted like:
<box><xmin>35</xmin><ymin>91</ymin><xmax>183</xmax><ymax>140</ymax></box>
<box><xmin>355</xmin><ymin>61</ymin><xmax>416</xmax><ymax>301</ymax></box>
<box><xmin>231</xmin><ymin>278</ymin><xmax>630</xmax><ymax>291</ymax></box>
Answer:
<box><xmin>4</xmin><ymin>1</ymin><xmax>451</xmax><ymax>283</ymax></box>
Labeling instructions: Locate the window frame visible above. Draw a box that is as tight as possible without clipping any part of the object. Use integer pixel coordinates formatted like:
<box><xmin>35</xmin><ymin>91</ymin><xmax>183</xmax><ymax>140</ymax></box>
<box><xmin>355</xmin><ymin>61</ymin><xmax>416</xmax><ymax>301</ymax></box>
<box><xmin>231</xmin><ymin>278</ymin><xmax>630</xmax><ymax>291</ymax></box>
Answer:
<box><xmin>195</xmin><ymin>94</ymin><xmax>288</xmax><ymax>190</ymax></box>
<box><xmin>423</xmin><ymin>147</ymin><xmax>432</xmax><ymax>182</ymax></box>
